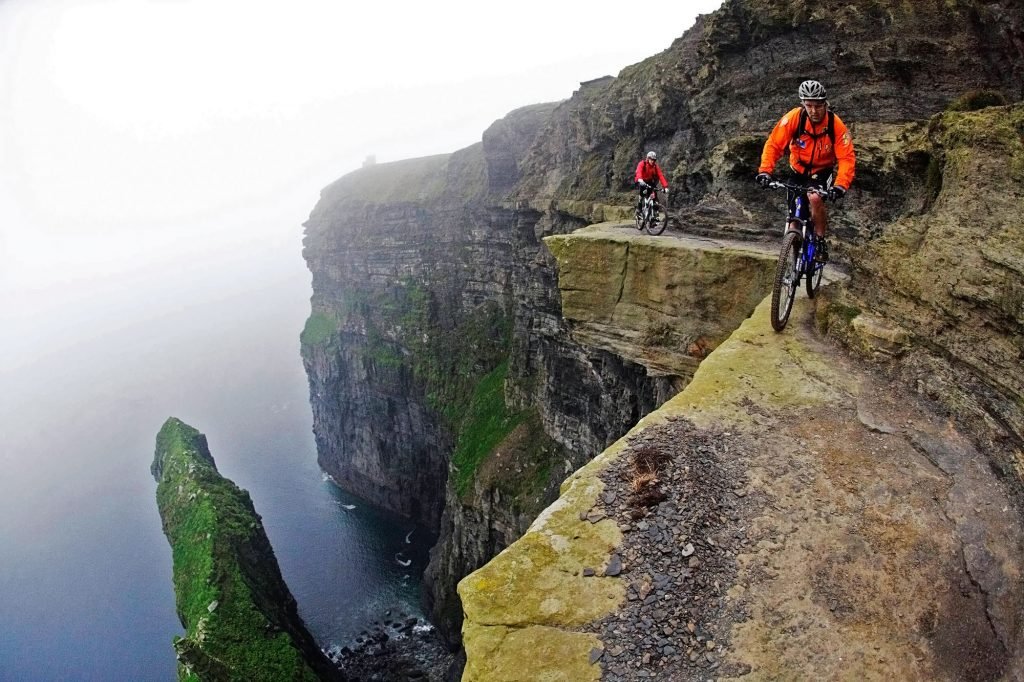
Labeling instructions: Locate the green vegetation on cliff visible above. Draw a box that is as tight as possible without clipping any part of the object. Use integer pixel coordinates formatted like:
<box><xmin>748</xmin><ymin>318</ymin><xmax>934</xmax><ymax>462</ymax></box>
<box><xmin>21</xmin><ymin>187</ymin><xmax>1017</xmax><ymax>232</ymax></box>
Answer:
<box><xmin>452</xmin><ymin>361</ymin><xmax>522</xmax><ymax>494</ymax></box>
<box><xmin>300</xmin><ymin>312</ymin><xmax>337</xmax><ymax>347</ymax></box>
<box><xmin>152</xmin><ymin>418</ymin><xmax>335</xmax><ymax>682</ymax></box>
<box><xmin>355</xmin><ymin>280</ymin><xmax>512</xmax><ymax>425</ymax></box>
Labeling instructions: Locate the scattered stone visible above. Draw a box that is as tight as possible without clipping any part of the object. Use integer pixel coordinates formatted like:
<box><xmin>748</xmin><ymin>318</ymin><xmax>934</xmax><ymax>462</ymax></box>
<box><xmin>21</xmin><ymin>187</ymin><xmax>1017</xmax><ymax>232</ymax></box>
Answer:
<box><xmin>581</xmin><ymin>419</ymin><xmax>748</xmax><ymax>681</ymax></box>
<box><xmin>589</xmin><ymin>647</ymin><xmax>604</xmax><ymax>664</ymax></box>
<box><xmin>583</xmin><ymin>567</ymin><xmax>596</xmax><ymax>577</ymax></box>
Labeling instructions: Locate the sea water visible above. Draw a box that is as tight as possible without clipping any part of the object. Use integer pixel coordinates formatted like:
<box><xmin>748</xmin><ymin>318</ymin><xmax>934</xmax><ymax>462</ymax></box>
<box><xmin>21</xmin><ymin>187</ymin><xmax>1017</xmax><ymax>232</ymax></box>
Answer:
<box><xmin>0</xmin><ymin>223</ymin><xmax>431</xmax><ymax>680</ymax></box>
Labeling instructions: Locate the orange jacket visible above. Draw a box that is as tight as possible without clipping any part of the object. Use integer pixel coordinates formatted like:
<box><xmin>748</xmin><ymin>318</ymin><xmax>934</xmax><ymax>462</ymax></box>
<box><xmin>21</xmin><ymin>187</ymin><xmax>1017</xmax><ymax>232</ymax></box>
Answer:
<box><xmin>759</xmin><ymin>107</ymin><xmax>855</xmax><ymax>189</ymax></box>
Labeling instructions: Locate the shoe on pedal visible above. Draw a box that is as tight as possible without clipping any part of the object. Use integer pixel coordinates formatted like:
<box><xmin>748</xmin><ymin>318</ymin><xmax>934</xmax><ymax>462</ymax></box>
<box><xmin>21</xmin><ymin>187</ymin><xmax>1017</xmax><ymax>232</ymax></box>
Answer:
<box><xmin>814</xmin><ymin>238</ymin><xmax>829</xmax><ymax>264</ymax></box>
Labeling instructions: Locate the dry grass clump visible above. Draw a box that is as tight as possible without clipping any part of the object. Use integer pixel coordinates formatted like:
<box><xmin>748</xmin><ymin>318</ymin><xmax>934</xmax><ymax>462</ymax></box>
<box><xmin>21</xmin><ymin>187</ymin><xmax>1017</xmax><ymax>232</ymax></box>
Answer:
<box><xmin>624</xmin><ymin>445</ymin><xmax>671</xmax><ymax>515</ymax></box>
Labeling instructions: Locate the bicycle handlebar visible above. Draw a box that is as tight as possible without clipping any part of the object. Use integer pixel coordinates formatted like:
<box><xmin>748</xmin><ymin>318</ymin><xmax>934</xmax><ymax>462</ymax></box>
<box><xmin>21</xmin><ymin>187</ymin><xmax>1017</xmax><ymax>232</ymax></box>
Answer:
<box><xmin>766</xmin><ymin>180</ymin><xmax>829</xmax><ymax>198</ymax></box>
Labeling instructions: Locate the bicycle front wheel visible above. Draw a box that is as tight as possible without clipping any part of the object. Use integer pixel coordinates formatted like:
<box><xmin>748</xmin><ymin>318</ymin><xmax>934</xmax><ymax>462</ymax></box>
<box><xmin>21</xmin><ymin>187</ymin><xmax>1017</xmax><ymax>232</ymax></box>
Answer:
<box><xmin>639</xmin><ymin>204</ymin><xmax>653</xmax><ymax>233</ymax></box>
<box><xmin>646</xmin><ymin>208</ymin><xmax>666</xmax><ymax>236</ymax></box>
<box><xmin>770</xmin><ymin>232</ymin><xmax>801</xmax><ymax>332</ymax></box>
<box><xmin>806</xmin><ymin>259</ymin><xmax>824</xmax><ymax>299</ymax></box>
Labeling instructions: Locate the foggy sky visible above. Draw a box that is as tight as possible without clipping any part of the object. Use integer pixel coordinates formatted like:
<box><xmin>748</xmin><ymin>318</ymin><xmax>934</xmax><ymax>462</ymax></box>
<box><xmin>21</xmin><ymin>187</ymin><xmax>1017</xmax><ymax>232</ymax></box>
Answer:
<box><xmin>0</xmin><ymin>0</ymin><xmax>723</xmax><ymax>369</ymax></box>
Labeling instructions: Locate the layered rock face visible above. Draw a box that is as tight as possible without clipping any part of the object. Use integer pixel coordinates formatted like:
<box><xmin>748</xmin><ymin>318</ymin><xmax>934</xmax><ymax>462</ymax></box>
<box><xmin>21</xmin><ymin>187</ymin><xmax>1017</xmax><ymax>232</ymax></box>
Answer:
<box><xmin>823</xmin><ymin>104</ymin><xmax>1024</xmax><ymax>473</ymax></box>
<box><xmin>545</xmin><ymin>227</ymin><xmax>777</xmax><ymax>377</ymax></box>
<box><xmin>513</xmin><ymin>0</ymin><xmax>1024</xmax><ymax>211</ymax></box>
<box><xmin>301</xmin><ymin>145</ymin><xmax>526</xmax><ymax>529</ymax></box>
<box><xmin>152</xmin><ymin>418</ymin><xmax>341</xmax><ymax>681</ymax></box>
<box><xmin>301</xmin><ymin>0</ymin><xmax>1024</xmax><ymax>655</ymax></box>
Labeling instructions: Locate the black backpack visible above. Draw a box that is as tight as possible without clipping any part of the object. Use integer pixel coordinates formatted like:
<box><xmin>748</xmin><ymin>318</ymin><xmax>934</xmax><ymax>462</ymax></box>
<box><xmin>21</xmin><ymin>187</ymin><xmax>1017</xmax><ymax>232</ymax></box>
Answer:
<box><xmin>791</xmin><ymin>108</ymin><xmax>835</xmax><ymax>146</ymax></box>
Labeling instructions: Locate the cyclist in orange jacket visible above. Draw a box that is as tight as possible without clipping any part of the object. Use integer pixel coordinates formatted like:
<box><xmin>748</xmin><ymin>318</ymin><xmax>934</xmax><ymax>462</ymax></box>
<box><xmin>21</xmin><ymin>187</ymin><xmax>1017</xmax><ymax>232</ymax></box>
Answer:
<box><xmin>635</xmin><ymin>150</ymin><xmax>669</xmax><ymax>220</ymax></box>
<box><xmin>756</xmin><ymin>80</ymin><xmax>855</xmax><ymax>263</ymax></box>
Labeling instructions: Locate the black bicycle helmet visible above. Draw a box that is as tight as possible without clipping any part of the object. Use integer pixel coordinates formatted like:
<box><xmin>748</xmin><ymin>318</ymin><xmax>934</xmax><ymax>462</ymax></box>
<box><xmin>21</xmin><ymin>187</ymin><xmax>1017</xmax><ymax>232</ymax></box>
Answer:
<box><xmin>798</xmin><ymin>80</ymin><xmax>827</xmax><ymax>100</ymax></box>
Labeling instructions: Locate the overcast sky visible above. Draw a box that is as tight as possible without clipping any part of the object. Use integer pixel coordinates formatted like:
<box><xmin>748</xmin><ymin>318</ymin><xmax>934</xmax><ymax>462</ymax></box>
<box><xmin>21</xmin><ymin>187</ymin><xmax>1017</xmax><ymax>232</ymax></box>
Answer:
<box><xmin>0</xmin><ymin>0</ymin><xmax>722</xmax><ymax>366</ymax></box>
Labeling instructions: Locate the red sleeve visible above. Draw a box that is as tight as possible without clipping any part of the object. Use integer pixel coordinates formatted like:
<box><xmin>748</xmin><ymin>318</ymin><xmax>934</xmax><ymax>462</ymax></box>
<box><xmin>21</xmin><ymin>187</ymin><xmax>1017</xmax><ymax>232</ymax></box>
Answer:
<box><xmin>656</xmin><ymin>165</ymin><xmax>668</xmax><ymax>188</ymax></box>
<box><xmin>635</xmin><ymin>161</ymin><xmax>645</xmax><ymax>182</ymax></box>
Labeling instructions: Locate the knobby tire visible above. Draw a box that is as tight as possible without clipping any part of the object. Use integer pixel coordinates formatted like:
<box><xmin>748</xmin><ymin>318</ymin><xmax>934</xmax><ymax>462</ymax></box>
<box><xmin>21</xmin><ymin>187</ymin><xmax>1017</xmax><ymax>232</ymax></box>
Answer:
<box><xmin>639</xmin><ymin>203</ymin><xmax>653</xmax><ymax>233</ymax></box>
<box><xmin>646</xmin><ymin>206</ymin><xmax>666</xmax><ymax>235</ymax></box>
<box><xmin>806</xmin><ymin>258</ymin><xmax>824</xmax><ymax>299</ymax></box>
<box><xmin>770</xmin><ymin>232</ymin><xmax>801</xmax><ymax>332</ymax></box>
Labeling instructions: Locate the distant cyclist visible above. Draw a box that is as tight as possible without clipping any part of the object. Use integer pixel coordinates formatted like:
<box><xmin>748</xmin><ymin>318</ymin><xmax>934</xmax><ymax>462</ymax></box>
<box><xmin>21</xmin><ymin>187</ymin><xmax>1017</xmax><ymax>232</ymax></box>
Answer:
<box><xmin>635</xmin><ymin>150</ymin><xmax>669</xmax><ymax>220</ymax></box>
<box><xmin>756</xmin><ymin>80</ymin><xmax>856</xmax><ymax>263</ymax></box>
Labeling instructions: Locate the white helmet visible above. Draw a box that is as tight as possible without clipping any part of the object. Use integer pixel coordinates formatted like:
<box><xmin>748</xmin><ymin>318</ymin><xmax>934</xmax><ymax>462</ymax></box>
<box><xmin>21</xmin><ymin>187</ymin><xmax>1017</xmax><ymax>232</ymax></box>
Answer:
<box><xmin>798</xmin><ymin>80</ymin><xmax>827</xmax><ymax>100</ymax></box>
<box><xmin>646</xmin><ymin>151</ymin><xmax>657</xmax><ymax>161</ymax></box>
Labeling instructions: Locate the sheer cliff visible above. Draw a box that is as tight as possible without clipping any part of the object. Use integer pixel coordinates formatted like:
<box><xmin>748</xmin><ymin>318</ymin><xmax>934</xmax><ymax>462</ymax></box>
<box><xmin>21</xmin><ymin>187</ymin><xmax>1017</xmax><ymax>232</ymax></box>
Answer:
<box><xmin>300</xmin><ymin>0</ymin><xmax>1024</xmax><ymax>658</ymax></box>
<box><xmin>301</xmin><ymin>106</ymin><xmax>678</xmax><ymax>644</ymax></box>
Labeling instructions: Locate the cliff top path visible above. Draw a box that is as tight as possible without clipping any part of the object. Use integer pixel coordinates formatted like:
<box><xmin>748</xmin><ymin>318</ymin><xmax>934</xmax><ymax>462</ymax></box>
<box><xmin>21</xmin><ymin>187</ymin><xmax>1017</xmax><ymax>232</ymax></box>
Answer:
<box><xmin>460</xmin><ymin>286</ymin><xmax>1024</xmax><ymax>681</ymax></box>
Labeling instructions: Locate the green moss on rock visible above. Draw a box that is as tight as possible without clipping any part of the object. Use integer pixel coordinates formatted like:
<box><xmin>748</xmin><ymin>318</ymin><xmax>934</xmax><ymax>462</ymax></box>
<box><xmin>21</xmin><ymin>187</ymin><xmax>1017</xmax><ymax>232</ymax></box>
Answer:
<box><xmin>945</xmin><ymin>89</ymin><xmax>1008</xmax><ymax>113</ymax></box>
<box><xmin>461</xmin><ymin>623</ymin><xmax>603</xmax><ymax>682</ymax></box>
<box><xmin>300</xmin><ymin>312</ymin><xmax>337</xmax><ymax>347</ymax></box>
<box><xmin>451</xmin><ymin>361</ymin><xmax>527</xmax><ymax>496</ymax></box>
<box><xmin>152</xmin><ymin>418</ymin><xmax>337</xmax><ymax>682</ymax></box>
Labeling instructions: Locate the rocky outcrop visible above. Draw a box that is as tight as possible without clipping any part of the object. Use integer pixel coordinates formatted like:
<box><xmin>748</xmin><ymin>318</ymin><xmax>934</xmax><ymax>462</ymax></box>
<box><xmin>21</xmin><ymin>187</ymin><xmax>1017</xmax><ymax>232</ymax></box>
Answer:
<box><xmin>545</xmin><ymin>225</ymin><xmax>778</xmax><ymax>377</ymax></box>
<box><xmin>151</xmin><ymin>418</ymin><xmax>341</xmax><ymax>681</ymax></box>
<box><xmin>301</xmin><ymin>107</ymin><xmax>684</xmax><ymax>645</ymax></box>
<box><xmin>820</xmin><ymin>104</ymin><xmax>1024</xmax><ymax>471</ymax></box>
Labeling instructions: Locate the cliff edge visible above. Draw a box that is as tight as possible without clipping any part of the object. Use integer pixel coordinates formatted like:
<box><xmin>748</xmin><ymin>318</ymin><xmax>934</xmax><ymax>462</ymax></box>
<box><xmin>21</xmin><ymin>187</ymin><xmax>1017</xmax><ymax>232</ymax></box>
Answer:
<box><xmin>460</xmin><ymin>292</ymin><xmax>1024</xmax><ymax>680</ymax></box>
<box><xmin>152</xmin><ymin>417</ymin><xmax>341</xmax><ymax>681</ymax></box>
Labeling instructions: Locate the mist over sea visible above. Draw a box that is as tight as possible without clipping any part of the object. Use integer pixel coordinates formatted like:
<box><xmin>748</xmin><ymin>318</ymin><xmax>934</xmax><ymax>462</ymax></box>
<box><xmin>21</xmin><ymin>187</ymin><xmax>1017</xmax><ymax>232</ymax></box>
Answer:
<box><xmin>0</xmin><ymin>210</ymin><xmax>431</xmax><ymax>680</ymax></box>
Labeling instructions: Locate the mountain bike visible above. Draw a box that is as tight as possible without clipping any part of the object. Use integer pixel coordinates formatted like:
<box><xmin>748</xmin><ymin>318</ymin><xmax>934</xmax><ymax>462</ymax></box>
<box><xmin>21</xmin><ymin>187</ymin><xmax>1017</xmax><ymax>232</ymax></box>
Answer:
<box><xmin>767</xmin><ymin>181</ymin><xmax>829</xmax><ymax>332</ymax></box>
<box><xmin>635</xmin><ymin>186</ymin><xmax>668</xmax><ymax>236</ymax></box>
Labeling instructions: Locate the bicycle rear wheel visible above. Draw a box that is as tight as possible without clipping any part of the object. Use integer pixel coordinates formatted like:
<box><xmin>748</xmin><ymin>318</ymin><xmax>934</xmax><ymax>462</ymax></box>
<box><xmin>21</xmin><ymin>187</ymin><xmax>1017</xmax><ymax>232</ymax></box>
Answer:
<box><xmin>645</xmin><ymin>207</ymin><xmax>666</xmax><ymax>235</ymax></box>
<box><xmin>806</xmin><ymin>260</ymin><xmax>824</xmax><ymax>299</ymax></box>
<box><xmin>770</xmin><ymin>232</ymin><xmax>801</xmax><ymax>332</ymax></box>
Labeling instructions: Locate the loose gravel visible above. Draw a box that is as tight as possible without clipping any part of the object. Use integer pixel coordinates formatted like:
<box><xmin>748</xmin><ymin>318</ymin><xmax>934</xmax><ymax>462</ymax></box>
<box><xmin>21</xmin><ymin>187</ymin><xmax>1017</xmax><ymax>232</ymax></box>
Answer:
<box><xmin>583</xmin><ymin>416</ymin><xmax>761</xmax><ymax>681</ymax></box>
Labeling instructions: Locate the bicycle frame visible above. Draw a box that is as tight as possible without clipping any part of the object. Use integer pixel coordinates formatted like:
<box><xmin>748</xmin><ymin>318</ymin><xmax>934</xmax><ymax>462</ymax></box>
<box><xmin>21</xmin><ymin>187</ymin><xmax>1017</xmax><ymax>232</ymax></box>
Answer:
<box><xmin>639</xmin><ymin>186</ymin><xmax>661</xmax><ymax>211</ymax></box>
<box><xmin>767</xmin><ymin>180</ymin><xmax>828</xmax><ymax>331</ymax></box>
<box><xmin>780</xmin><ymin>183</ymin><xmax>826</xmax><ymax>283</ymax></box>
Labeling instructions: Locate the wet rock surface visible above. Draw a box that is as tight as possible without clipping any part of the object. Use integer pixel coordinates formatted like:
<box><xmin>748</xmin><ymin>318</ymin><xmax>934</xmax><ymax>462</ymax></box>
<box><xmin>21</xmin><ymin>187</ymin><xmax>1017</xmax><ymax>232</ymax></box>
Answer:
<box><xmin>327</xmin><ymin>613</ymin><xmax>457</xmax><ymax>682</ymax></box>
